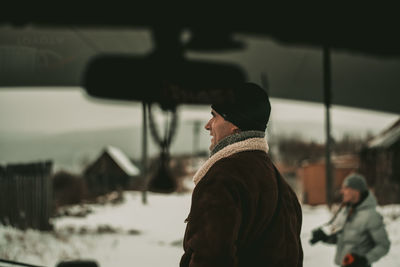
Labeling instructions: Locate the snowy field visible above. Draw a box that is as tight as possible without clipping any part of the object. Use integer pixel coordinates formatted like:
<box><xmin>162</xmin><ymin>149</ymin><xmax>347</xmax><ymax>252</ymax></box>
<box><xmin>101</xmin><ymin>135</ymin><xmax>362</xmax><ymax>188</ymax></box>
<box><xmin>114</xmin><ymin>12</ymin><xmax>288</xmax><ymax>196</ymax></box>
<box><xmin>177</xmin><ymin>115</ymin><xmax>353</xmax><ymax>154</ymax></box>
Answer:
<box><xmin>1</xmin><ymin>190</ymin><xmax>399</xmax><ymax>267</ymax></box>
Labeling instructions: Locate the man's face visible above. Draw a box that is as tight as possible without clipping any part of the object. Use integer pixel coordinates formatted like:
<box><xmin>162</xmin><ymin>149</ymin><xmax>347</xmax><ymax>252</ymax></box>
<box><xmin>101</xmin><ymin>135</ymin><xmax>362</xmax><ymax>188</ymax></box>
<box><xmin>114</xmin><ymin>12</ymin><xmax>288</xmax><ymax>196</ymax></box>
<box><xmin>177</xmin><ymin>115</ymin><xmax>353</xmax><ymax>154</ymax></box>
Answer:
<box><xmin>205</xmin><ymin>109</ymin><xmax>239</xmax><ymax>151</ymax></box>
<box><xmin>340</xmin><ymin>186</ymin><xmax>361</xmax><ymax>204</ymax></box>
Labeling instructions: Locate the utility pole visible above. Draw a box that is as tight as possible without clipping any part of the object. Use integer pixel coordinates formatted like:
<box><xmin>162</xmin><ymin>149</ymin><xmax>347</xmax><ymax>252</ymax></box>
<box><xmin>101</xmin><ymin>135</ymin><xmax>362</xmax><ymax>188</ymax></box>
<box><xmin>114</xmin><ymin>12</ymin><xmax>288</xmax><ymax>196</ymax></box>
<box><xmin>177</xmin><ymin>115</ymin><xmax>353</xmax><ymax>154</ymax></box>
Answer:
<box><xmin>141</xmin><ymin>102</ymin><xmax>148</xmax><ymax>204</ymax></box>
<box><xmin>323</xmin><ymin>45</ymin><xmax>333</xmax><ymax>207</ymax></box>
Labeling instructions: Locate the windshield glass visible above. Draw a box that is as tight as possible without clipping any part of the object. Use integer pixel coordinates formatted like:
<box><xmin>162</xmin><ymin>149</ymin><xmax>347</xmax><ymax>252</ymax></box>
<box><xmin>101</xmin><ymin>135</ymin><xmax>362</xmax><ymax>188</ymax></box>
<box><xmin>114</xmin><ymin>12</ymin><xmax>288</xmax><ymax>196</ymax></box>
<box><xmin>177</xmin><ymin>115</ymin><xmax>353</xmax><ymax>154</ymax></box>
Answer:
<box><xmin>1</xmin><ymin>25</ymin><xmax>399</xmax><ymax>267</ymax></box>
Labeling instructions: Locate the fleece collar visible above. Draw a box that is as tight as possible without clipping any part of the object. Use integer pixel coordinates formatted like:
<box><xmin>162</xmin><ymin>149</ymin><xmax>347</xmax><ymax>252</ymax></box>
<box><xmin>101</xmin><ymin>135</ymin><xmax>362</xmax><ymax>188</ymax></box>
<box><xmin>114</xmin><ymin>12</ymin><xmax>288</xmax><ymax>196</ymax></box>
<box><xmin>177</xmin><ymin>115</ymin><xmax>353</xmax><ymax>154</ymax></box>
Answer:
<box><xmin>193</xmin><ymin>137</ymin><xmax>269</xmax><ymax>185</ymax></box>
<box><xmin>210</xmin><ymin>130</ymin><xmax>265</xmax><ymax>157</ymax></box>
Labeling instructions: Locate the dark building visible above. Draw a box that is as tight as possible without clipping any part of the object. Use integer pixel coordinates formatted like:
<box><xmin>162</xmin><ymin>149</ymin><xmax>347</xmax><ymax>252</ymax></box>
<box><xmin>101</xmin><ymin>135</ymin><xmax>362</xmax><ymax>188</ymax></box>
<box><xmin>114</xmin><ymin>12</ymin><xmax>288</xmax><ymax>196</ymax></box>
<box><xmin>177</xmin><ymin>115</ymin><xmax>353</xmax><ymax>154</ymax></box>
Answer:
<box><xmin>84</xmin><ymin>146</ymin><xmax>141</xmax><ymax>197</ymax></box>
<box><xmin>360</xmin><ymin>119</ymin><xmax>400</xmax><ymax>204</ymax></box>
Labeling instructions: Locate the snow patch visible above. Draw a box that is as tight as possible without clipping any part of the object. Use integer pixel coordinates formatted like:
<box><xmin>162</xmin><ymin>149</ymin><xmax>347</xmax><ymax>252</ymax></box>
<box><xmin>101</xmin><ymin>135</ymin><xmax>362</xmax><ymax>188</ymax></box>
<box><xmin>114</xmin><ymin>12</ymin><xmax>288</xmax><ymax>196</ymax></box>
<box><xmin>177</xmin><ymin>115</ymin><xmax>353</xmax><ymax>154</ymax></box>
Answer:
<box><xmin>1</xmin><ymin>191</ymin><xmax>399</xmax><ymax>267</ymax></box>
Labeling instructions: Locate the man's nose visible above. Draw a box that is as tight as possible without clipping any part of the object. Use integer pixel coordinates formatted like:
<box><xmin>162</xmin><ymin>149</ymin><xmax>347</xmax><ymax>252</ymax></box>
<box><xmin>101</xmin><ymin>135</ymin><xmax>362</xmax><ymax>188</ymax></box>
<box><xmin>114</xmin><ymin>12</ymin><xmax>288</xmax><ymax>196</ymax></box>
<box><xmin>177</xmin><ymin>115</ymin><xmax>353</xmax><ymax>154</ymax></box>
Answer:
<box><xmin>205</xmin><ymin>120</ymin><xmax>211</xmax><ymax>130</ymax></box>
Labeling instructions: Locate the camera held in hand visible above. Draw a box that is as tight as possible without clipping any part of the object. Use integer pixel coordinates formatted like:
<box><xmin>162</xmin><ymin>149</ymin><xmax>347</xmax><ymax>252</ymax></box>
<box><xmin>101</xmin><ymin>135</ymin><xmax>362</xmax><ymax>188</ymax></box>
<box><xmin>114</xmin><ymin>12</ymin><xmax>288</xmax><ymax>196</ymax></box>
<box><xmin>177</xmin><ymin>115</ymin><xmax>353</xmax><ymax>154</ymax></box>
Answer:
<box><xmin>309</xmin><ymin>228</ymin><xmax>328</xmax><ymax>245</ymax></box>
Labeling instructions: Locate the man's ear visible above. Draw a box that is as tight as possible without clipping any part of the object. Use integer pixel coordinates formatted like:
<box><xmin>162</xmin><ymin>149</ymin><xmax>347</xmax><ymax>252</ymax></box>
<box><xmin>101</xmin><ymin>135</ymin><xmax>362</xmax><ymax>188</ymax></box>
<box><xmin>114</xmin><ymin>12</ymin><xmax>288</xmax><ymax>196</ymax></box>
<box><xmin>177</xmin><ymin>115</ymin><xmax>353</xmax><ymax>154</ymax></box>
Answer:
<box><xmin>231</xmin><ymin>124</ymin><xmax>240</xmax><ymax>133</ymax></box>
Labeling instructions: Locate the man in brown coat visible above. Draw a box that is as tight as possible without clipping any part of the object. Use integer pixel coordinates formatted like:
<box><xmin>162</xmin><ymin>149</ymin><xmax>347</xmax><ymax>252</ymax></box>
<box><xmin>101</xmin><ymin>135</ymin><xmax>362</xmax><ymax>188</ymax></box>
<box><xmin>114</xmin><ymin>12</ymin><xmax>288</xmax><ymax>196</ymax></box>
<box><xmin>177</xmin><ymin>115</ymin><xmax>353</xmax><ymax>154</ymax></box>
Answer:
<box><xmin>180</xmin><ymin>82</ymin><xmax>303</xmax><ymax>267</ymax></box>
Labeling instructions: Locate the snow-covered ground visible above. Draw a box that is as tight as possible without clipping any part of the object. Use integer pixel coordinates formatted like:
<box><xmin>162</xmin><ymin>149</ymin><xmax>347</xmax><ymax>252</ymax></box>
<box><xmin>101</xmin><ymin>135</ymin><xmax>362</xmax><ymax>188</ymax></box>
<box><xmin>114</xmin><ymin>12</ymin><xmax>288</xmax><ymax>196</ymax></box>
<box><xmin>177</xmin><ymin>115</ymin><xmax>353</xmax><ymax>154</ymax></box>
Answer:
<box><xmin>1</xmin><ymin>190</ymin><xmax>399</xmax><ymax>267</ymax></box>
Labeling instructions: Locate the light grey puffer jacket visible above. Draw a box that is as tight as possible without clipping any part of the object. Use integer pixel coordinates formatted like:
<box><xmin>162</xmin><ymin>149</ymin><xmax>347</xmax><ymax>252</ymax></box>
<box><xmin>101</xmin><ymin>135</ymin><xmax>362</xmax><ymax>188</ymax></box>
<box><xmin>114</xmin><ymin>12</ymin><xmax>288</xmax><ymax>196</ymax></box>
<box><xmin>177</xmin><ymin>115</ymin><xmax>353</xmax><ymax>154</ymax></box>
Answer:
<box><xmin>334</xmin><ymin>192</ymin><xmax>391</xmax><ymax>266</ymax></box>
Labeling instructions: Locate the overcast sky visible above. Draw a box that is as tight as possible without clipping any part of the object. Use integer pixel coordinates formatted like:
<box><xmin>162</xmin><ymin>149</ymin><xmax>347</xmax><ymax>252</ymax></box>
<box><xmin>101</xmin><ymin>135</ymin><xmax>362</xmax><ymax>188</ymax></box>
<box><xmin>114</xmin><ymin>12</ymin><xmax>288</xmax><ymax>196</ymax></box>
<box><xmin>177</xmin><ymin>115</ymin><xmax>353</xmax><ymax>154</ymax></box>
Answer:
<box><xmin>0</xmin><ymin>88</ymin><xmax>398</xmax><ymax>142</ymax></box>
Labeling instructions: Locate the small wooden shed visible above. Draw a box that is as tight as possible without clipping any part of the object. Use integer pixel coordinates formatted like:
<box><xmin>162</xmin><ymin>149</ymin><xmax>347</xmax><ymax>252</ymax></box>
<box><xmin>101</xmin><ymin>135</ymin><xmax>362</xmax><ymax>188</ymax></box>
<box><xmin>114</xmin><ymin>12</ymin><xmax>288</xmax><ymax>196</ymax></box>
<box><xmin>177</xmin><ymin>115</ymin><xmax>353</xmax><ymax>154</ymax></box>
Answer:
<box><xmin>84</xmin><ymin>146</ymin><xmax>140</xmax><ymax>196</ymax></box>
<box><xmin>298</xmin><ymin>154</ymin><xmax>359</xmax><ymax>205</ymax></box>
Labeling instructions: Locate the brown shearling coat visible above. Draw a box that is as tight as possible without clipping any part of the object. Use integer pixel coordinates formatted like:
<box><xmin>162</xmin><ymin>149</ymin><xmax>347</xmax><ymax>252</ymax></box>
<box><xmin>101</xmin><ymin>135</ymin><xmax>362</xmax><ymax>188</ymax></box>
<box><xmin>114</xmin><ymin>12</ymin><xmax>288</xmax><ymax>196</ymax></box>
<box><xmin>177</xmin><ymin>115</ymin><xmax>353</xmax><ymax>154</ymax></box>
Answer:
<box><xmin>180</xmin><ymin>138</ymin><xmax>303</xmax><ymax>267</ymax></box>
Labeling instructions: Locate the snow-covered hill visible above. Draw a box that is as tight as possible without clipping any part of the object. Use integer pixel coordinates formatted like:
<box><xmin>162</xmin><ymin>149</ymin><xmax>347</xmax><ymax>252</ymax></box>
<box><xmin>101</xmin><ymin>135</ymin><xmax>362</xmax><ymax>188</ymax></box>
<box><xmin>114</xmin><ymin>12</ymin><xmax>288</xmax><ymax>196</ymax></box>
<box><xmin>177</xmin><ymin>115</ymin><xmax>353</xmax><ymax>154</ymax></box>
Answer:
<box><xmin>1</xmin><ymin>189</ymin><xmax>399</xmax><ymax>267</ymax></box>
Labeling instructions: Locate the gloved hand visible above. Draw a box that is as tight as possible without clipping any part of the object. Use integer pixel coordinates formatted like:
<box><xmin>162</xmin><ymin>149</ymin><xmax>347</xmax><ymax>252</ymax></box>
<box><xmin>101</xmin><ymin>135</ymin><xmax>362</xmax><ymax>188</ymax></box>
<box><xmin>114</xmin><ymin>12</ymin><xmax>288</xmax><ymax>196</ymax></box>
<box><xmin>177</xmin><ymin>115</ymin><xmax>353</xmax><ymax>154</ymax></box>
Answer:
<box><xmin>342</xmin><ymin>253</ymin><xmax>368</xmax><ymax>267</ymax></box>
<box><xmin>309</xmin><ymin>228</ymin><xmax>328</xmax><ymax>245</ymax></box>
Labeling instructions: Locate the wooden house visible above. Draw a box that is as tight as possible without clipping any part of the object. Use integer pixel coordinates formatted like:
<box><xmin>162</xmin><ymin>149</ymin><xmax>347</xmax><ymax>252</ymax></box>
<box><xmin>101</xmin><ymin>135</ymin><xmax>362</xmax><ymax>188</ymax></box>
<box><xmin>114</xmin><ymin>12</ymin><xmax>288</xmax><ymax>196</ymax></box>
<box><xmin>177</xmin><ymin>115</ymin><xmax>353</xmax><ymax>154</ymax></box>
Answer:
<box><xmin>359</xmin><ymin>119</ymin><xmax>400</xmax><ymax>204</ymax></box>
<box><xmin>298</xmin><ymin>154</ymin><xmax>359</xmax><ymax>205</ymax></box>
<box><xmin>84</xmin><ymin>146</ymin><xmax>141</xmax><ymax>197</ymax></box>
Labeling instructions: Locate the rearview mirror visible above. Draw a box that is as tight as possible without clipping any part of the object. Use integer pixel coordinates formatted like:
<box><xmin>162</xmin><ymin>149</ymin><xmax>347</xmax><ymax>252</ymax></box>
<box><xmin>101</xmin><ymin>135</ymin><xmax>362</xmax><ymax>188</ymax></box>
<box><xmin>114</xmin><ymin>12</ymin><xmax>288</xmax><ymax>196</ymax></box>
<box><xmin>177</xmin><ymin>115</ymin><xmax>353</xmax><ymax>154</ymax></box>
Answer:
<box><xmin>83</xmin><ymin>55</ymin><xmax>247</xmax><ymax>110</ymax></box>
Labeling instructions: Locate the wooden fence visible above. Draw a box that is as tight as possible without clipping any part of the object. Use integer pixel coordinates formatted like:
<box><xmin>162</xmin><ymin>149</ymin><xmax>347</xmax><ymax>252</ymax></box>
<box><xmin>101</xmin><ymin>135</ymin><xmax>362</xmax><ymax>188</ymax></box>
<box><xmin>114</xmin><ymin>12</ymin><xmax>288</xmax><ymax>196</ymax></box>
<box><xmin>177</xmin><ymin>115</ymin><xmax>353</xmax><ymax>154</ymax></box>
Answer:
<box><xmin>0</xmin><ymin>161</ymin><xmax>53</xmax><ymax>230</ymax></box>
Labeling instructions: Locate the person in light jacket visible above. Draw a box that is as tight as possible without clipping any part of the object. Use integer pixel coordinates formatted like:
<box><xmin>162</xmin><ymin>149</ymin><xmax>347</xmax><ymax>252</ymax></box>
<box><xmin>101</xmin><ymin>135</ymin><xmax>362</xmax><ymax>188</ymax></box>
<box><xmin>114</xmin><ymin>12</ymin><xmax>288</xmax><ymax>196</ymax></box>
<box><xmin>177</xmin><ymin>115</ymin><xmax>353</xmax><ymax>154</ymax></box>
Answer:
<box><xmin>310</xmin><ymin>173</ymin><xmax>390</xmax><ymax>267</ymax></box>
<box><xmin>180</xmin><ymin>82</ymin><xmax>303</xmax><ymax>267</ymax></box>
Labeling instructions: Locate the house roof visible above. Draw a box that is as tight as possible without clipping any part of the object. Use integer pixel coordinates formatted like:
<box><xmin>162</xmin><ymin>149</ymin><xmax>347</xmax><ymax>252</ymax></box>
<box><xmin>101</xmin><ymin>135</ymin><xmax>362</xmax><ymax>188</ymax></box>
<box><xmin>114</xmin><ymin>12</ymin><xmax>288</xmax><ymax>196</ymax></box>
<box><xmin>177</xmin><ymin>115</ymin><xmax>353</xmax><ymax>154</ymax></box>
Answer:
<box><xmin>367</xmin><ymin>119</ymin><xmax>400</xmax><ymax>149</ymax></box>
<box><xmin>105</xmin><ymin>146</ymin><xmax>140</xmax><ymax>176</ymax></box>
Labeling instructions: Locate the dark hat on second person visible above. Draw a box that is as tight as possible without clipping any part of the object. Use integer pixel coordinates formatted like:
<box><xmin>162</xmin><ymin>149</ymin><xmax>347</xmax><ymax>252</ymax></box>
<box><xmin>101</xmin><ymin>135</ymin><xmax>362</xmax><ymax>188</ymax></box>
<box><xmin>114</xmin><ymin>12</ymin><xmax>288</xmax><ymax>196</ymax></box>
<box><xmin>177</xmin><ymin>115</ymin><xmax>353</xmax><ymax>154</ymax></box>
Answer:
<box><xmin>211</xmin><ymin>82</ymin><xmax>271</xmax><ymax>132</ymax></box>
<box><xmin>343</xmin><ymin>173</ymin><xmax>368</xmax><ymax>192</ymax></box>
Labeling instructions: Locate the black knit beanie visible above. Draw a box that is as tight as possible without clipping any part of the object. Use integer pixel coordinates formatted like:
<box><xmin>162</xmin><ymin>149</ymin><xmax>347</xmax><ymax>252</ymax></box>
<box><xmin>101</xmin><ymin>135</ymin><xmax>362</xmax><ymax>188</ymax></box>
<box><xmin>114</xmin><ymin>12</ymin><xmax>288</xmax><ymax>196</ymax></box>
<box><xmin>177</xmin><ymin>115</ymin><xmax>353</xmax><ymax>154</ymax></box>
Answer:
<box><xmin>211</xmin><ymin>82</ymin><xmax>271</xmax><ymax>132</ymax></box>
<box><xmin>343</xmin><ymin>173</ymin><xmax>368</xmax><ymax>192</ymax></box>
